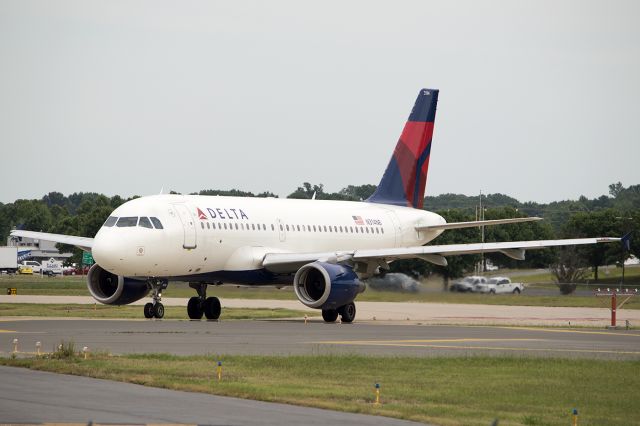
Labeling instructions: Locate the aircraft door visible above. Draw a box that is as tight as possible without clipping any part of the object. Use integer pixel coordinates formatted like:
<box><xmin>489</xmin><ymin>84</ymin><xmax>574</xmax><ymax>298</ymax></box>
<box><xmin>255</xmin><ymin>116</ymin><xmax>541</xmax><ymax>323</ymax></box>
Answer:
<box><xmin>276</xmin><ymin>218</ymin><xmax>286</xmax><ymax>242</ymax></box>
<box><xmin>173</xmin><ymin>204</ymin><xmax>197</xmax><ymax>249</ymax></box>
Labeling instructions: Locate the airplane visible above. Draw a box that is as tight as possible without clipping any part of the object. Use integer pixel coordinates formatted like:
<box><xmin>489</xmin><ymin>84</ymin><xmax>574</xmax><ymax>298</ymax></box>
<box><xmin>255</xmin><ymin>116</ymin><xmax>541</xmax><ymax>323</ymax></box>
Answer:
<box><xmin>11</xmin><ymin>89</ymin><xmax>620</xmax><ymax>323</ymax></box>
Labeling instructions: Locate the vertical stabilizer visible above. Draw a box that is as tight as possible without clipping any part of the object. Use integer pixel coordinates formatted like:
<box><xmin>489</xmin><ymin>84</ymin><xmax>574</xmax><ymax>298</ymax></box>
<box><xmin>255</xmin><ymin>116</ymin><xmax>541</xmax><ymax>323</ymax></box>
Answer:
<box><xmin>366</xmin><ymin>89</ymin><xmax>438</xmax><ymax>209</ymax></box>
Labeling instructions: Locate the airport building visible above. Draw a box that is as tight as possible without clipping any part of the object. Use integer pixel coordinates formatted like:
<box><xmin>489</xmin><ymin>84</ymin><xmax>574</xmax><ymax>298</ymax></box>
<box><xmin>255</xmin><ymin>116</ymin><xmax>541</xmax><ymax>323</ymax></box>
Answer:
<box><xmin>7</xmin><ymin>234</ymin><xmax>73</xmax><ymax>263</ymax></box>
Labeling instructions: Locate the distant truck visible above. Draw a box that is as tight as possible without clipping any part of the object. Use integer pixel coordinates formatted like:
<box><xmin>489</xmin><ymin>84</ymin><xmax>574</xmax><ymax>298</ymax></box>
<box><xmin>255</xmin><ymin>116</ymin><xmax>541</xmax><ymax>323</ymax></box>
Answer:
<box><xmin>0</xmin><ymin>247</ymin><xmax>18</xmax><ymax>274</ymax></box>
<box><xmin>18</xmin><ymin>258</ymin><xmax>64</xmax><ymax>276</ymax></box>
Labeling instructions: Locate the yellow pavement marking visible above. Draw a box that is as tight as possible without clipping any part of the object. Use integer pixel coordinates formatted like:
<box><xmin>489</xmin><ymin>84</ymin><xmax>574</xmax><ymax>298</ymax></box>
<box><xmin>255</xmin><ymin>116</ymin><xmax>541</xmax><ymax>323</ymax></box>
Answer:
<box><xmin>0</xmin><ymin>329</ymin><xmax>16</xmax><ymax>333</ymax></box>
<box><xmin>498</xmin><ymin>326</ymin><xmax>640</xmax><ymax>337</ymax></box>
<box><xmin>311</xmin><ymin>340</ymin><xmax>640</xmax><ymax>355</ymax></box>
<box><xmin>312</xmin><ymin>338</ymin><xmax>545</xmax><ymax>345</ymax></box>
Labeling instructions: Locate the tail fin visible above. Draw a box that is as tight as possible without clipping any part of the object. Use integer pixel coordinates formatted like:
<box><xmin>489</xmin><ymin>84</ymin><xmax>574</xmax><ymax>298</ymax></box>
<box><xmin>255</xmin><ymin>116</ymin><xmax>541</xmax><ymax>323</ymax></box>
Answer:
<box><xmin>366</xmin><ymin>89</ymin><xmax>438</xmax><ymax>209</ymax></box>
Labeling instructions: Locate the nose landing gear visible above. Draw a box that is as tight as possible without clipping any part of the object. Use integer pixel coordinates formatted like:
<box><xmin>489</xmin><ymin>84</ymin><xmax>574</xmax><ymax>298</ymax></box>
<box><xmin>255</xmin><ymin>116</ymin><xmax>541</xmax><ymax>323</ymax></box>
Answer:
<box><xmin>188</xmin><ymin>283</ymin><xmax>221</xmax><ymax>320</ymax></box>
<box><xmin>144</xmin><ymin>278</ymin><xmax>168</xmax><ymax>319</ymax></box>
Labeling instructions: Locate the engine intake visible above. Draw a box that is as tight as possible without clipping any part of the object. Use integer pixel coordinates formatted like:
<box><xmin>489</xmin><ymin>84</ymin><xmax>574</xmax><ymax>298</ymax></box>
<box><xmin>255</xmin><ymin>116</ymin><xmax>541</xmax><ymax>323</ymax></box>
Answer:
<box><xmin>87</xmin><ymin>264</ymin><xmax>150</xmax><ymax>305</ymax></box>
<box><xmin>293</xmin><ymin>262</ymin><xmax>365</xmax><ymax>310</ymax></box>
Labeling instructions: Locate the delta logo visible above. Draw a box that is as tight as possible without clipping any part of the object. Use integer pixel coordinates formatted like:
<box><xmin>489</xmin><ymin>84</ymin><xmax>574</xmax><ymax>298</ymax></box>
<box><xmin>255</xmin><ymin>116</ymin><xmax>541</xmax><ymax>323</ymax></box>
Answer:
<box><xmin>196</xmin><ymin>207</ymin><xmax>250</xmax><ymax>220</ymax></box>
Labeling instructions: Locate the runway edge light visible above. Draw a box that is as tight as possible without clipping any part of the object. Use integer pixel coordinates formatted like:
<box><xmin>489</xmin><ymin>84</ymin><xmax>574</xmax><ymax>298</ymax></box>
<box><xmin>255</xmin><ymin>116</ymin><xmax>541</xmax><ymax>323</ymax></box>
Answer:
<box><xmin>216</xmin><ymin>360</ymin><xmax>222</xmax><ymax>382</ymax></box>
<box><xmin>572</xmin><ymin>408</ymin><xmax>578</xmax><ymax>426</ymax></box>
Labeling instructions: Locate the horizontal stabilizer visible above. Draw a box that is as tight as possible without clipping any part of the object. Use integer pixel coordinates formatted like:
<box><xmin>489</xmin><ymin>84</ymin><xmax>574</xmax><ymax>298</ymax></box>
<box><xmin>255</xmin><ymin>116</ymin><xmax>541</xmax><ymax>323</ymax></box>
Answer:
<box><xmin>416</xmin><ymin>217</ymin><xmax>542</xmax><ymax>232</ymax></box>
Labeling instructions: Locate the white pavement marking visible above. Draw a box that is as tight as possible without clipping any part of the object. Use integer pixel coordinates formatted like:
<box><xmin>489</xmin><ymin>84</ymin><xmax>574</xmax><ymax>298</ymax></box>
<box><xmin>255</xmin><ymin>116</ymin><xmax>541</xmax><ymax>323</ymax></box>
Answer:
<box><xmin>2</xmin><ymin>295</ymin><xmax>639</xmax><ymax>326</ymax></box>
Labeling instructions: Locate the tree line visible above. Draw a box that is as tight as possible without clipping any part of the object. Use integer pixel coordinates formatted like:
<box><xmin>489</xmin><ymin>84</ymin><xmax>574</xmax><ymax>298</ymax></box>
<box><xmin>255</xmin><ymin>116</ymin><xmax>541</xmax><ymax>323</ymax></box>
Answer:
<box><xmin>1</xmin><ymin>182</ymin><xmax>638</xmax><ymax>282</ymax></box>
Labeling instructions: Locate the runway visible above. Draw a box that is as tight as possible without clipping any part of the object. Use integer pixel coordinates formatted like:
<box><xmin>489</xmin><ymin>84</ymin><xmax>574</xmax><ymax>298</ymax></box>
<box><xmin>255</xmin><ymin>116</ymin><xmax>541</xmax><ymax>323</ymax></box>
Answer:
<box><xmin>0</xmin><ymin>365</ymin><xmax>423</xmax><ymax>425</ymax></box>
<box><xmin>2</xmin><ymin>318</ymin><xmax>639</xmax><ymax>359</ymax></box>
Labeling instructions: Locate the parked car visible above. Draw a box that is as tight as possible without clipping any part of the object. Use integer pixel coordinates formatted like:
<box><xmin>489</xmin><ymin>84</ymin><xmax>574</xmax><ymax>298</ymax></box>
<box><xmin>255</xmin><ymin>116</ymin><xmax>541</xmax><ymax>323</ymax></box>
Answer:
<box><xmin>450</xmin><ymin>276</ymin><xmax>487</xmax><ymax>292</ymax></box>
<box><xmin>474</xmin><ymin>277</ymin><xmax>524</xmax><ymax>294</ymax></box>
<box><xmin>18</xmin><ymin>265</ymin><xmax>33</xmax><ymax>274</ymax></box>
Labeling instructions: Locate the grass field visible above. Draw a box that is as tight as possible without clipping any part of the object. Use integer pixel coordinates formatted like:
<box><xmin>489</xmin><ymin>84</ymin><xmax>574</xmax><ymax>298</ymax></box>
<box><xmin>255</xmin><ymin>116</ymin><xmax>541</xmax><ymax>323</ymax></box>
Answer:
<box><xmin>3</xmin><ymin>274</ymin><xmax>639</xmax><ymax>310</ymax></box>
<box><xmin>0</xmin><ymin>303</ymin><xmax>312</xmax><ymax>320</ymax></box>
<box><xmin>2</xmin><ymin>351</ymin><xmax>638</xmax><ymax>426</ymax></box>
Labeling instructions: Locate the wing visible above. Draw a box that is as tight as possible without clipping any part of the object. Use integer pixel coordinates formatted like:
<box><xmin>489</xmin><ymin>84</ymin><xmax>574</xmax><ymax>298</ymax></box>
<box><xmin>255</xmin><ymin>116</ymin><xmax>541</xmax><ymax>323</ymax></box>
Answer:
<box><xmin>10</xmin><ymin>230</ymin><xmax>94</xmax><ymax>252</ymax></box>
<box><xmin>262</xmin><ymin>237</ymin><xmax>620</xmax><ymax>272</ymax></box>
<box><xmin>416</xmin><ymin>217</ymin><xmax>542</xmax><ymax>231</ymax></box>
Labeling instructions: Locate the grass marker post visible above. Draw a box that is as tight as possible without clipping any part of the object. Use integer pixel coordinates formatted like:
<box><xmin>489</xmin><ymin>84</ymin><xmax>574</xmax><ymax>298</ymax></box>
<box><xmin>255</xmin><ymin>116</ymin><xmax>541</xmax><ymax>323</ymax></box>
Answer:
<box><xmin>12</xmin><ymin>338</ymin><xmax>18</xmax><ymax>353</ymax></box>
<box><xmin>374</xmin><ymin>383</ymin><xmax>381</xmax><ymax>405</ymax></box>
<box><xmin>572</xmin><ymin>408</ymin><xmax>578</xmax><ymax>426</ymax></box>
<box><xmin>217</xmin><ymin>361</ymin><xmax>222</xmax><ymax>382</ymax></box>
<box><xmin>83</xmin><ymin>346</ymin><xmax>89</xmax><ymax>360</ymax></box>
<box><xmin>35</xmin><ymin>341</ymin><xmax>41</xmax><ymax>355</ymax></box>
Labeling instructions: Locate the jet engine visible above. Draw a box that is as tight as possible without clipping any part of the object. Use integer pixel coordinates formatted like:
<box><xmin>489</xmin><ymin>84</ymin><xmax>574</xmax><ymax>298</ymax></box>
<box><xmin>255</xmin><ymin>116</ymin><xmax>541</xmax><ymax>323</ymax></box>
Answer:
<box><xmin>87</xmin><ymin>264</ymin><xmax>150</xmax><ymax>305</ymax></box>
<box><xmin>293</xmin><ymin>262</ymin><xmax>365</xmax><ymax>310</ymax></box>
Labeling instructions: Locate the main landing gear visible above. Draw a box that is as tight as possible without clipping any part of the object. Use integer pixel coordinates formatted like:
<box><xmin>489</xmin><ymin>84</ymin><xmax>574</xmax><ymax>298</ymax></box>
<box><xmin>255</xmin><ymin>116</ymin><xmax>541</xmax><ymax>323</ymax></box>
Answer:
<box><xmin>187</xmin><ymin>283</ymin><xmax>221</xmax><ymax>320</ymax></box>
<box><xmin>144</xmin><ymin>278</ymin><xmax>168</xmax><ymax>319</ymax></box>
<box><xmin>322</xmin><ymin>302</ymin><xmax>356</xmax><ymax>324</ymax></box>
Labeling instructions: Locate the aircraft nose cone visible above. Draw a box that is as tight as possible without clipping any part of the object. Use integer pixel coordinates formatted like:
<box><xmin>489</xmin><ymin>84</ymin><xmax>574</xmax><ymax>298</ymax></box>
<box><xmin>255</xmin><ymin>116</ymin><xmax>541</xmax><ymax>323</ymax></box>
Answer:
<box><xmin>92</xmin><ymin>229</ymin><xmax>123</xmax><ymax>273</ymax></box>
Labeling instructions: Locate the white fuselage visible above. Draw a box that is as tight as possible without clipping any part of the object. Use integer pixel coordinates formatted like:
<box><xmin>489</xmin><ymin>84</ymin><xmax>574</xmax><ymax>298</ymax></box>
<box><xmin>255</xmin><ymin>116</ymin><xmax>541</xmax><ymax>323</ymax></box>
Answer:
<box><xmin>92</xmin><ymin>194</ymin><xmax>446</xmax><ymax>282</ymax></box>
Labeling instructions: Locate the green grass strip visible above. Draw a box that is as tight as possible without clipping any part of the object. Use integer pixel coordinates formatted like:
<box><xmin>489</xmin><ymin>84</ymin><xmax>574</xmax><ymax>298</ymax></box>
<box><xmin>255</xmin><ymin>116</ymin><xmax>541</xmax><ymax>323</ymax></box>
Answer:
<box><xmin>0</xmin><ymin>303</ymin><xmax>312</xmax><ymax>320</ymax></box>
<box><xmin>1</xmin><ymin>353</ymin><xmax>638</xmax><ymax>425</ymax></box>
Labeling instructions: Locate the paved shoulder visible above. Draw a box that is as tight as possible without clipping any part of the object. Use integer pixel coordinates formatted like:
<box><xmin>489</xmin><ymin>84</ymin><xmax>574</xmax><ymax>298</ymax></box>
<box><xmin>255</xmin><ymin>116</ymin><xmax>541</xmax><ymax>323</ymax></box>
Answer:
<box><xmin>0</xmin><ymin>366</ymin><xmax>425</xmax><ymax>425</ymax></box>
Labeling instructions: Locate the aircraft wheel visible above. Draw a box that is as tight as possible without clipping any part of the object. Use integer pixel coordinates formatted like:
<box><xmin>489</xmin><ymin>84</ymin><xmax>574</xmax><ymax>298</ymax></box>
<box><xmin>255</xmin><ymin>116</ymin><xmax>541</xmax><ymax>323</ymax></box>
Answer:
<box><xmin>322</xmin><ymin>309</ymin><xmax>339</xmax><ymax>323</ymax></box>
<box><xmin>143</xmin><ymin>302</ymin><xmax>154</xmax><ymax>319</ymax></box>
<box><xmin>153</xmin><ymin>302</ymin><xmax>165</xmax><ymax>319</ymax></box>
<box><xmin>204</xmin><ymin>297</ymin><xmax>221</xmax><ymax>320</ymax></box>
<box><xmin>338</xmin><ymin>303</ymin><xmax>356</xmax><ymax>323</ymax></box>
<box><xmin>187</xmin><ymin>297</ymin><xmax>204</xmax><ymax>320</ymax></box>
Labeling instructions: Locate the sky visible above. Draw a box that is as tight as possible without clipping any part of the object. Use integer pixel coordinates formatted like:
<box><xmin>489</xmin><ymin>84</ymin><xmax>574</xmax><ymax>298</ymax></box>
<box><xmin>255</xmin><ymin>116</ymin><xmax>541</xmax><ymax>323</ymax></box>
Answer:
<box><xmin>1</xmin><ymin>0</ymin><xmax>639</xmax><ymax>204</ymax></box>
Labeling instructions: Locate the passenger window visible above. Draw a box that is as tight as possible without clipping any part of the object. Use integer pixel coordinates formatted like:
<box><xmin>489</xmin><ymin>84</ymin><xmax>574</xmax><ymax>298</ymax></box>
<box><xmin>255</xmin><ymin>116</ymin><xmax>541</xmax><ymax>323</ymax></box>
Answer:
<box><xmin>272</xmin><ymin>224</ymin><xmax>275</xmax><ymax>231</ymax></box>
<box><xmin>297</xmin><ymin>225</ymin><xmax>300</xmax><ymax>231</ymax></box>
<box><xmin>224</xmin><ymin>223</ymin><xmax>228</xmax><ymax>230</ymax></box>
<box><xmin>286</xmin><ymin>225</ymin><xmax>290</xmax><ymax>231</ymax></box>
<box><xmin>350</xmin><ymin>226</ymin><xmax>354</xmax><ymax>233</ymax></box>
<box><xmin>339</xmin><ymin>226</ymin><xmax>343</xmax><ymax>233</ymax></box>
<box><xmin>235</xmin><ymin>223</ymin><xmax>238</xmax><ymax>230</ymax></box>
<box><xmin>252</xmin><ymin>224</ymin><xmax>256</xmax><ymax>230</ymax></box>
<box><xmin>103</xmin><ymin>216</ymin><xmax>117</xmax><ymax>227</ymax></box>
<box><xmin>207</xmin><ymin>222</ymin><xmax>210</xmax><ymax>229</ymax></box>
<box><xmin>323</xmin><ymin>225</ymin><xmax>327</xmax><ymax>232</ymax></box>
<box><xmin>138</xmin><ymin>217</ymin><xmax>153</xmax><ymax>229</ymax></box>
<box><xmin>150</xmin><ymin>217</ymin><xmax>164</xmax><ymax>229</ymax></box>
<box><xmin>355</xmin><ymin>227</ymin><xmax>359</xmax><ymax>233</ymax></box>
<box><xmin>201</xmin><ymin>222</ymin><xmax>205</xmax><ymax>229</ymax></box>
<box><xmin>116</xmin><ymin>217</ymin><xmax>138</xmax><ymax>227</ymax></box>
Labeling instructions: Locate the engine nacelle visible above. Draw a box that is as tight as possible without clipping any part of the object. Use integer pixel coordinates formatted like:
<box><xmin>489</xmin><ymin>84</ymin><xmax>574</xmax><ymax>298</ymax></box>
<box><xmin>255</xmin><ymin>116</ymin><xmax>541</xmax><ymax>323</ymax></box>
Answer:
<box><xmin>87</xmin><ymin>264</ymin><xmax>150</xmax><ymax>305</ymax></box>
<box><xmin>293</xmin><ymin>262</ymin><xmax>365</xmax><ymax>310</ymax></box>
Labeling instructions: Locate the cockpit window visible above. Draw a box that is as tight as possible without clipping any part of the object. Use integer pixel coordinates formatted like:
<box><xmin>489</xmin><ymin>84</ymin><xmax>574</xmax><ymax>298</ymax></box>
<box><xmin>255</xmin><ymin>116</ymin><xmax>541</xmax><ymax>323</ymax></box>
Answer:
<box><xmin>103</xmin><ymin>216</ymin><xmax>117</xmax><ymax>227</ymax></box>
<box><xmin>150</xmin><ymin>217</ymin><xmax>163</xmax><ymax>229</ymax></box>
<box><xmin>138</xmin><ymin>217</ymin><xmax>153</xmax><ymax>229</ymax></box>
<box><xmin>116</xmin><ymin>217</ymin><xmax>138</xmax><ymax>227</ymax></box>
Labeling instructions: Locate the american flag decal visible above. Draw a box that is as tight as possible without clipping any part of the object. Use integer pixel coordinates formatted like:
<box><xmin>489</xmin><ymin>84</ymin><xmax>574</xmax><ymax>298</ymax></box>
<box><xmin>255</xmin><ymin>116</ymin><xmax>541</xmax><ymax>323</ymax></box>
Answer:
<box><xmin>352</xmin><ymin>215</ymin><xmax>364</xmax><ymax>225</ymax></box>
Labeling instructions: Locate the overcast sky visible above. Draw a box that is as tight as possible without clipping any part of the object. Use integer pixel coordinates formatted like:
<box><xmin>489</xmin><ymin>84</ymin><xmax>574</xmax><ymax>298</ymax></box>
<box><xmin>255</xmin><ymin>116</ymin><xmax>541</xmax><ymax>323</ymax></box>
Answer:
<box><xmin>1</xmin><ymin>0</ymin><xmax>638</xmax><ymax>204</ymax></box>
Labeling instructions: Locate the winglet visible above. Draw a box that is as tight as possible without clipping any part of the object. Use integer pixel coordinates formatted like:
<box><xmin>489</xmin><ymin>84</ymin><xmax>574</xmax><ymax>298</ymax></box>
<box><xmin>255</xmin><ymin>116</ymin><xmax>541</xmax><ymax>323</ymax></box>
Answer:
<box><xmin>621</xmin><ymin>232</ymin><xmax>632</xmax><ymax>251</ymax></box>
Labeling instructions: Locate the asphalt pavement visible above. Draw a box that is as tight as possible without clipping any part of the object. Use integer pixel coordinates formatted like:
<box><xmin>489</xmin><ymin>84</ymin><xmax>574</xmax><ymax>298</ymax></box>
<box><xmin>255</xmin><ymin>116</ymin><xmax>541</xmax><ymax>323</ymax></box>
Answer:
<box><xmin>2</xmin><ymin>318</ymin><xmax>639</xmax><ymax>359</ymax></box>
<box><xmin>0</xmin><ymin>365</ymin><xmax>424</xmax><ymax>425</ymax></box>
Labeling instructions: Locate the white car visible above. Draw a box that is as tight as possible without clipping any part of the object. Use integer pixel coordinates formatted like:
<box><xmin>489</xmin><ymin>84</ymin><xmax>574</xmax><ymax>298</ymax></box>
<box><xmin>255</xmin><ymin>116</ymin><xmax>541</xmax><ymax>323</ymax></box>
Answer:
<box><xmin>474</xmin><ymin>276</ymin><xmax>524</xmax><ymax>294</ymax></box>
